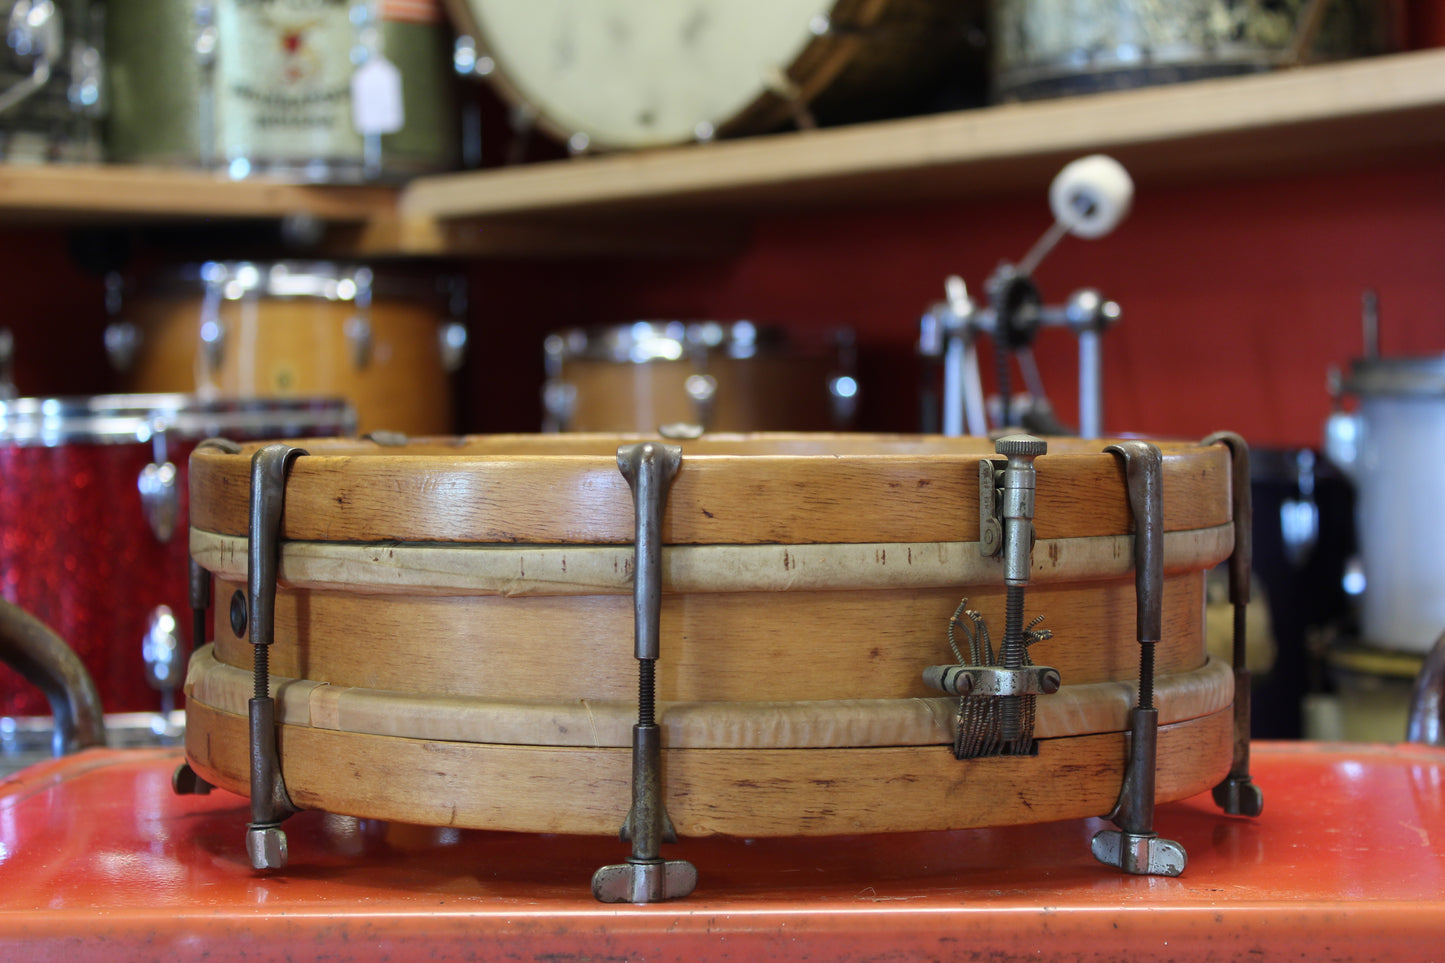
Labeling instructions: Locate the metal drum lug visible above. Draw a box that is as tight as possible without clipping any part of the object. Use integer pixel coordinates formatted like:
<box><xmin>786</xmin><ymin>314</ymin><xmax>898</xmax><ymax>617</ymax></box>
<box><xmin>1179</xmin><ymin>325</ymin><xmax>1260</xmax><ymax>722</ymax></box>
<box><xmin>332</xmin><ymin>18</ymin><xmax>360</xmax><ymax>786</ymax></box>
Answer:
<box><xmin>242</xmin><ymin>443</ymin><xmax>307</xmax><ymax>870</ymax></box>
<box><xmin>439</xmin><ymin>321</ymin><xmax>468</xmax><ymax>373</ymax></box>
<box><xmin>1091</xmin><ymin>442</ymin><xmax>1188</xmax><ymax>876</ymax></box>
<box><xmin>592</xmin><ymin>442</ymin><xmax>696</xmax><ymax>904</ymax></box>
<box><xmin>137</xmin><ymin>461</ymin><xmax>179</xmax><ymax>543</ymax></box>
<box><xmin>345</xmin><ymin>315</ymin><xmax>372</xmax><ymax>370</ymax></box>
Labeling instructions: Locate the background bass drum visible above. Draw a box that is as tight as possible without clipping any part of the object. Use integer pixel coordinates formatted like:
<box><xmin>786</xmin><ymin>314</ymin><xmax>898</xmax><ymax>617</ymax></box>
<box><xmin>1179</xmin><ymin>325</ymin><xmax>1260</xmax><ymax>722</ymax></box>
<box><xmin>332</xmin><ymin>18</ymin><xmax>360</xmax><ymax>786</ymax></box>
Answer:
<box><xmin>445</xmin><ymin>0</ymin><xmax>985</xmax><ymax>150</ymax></box>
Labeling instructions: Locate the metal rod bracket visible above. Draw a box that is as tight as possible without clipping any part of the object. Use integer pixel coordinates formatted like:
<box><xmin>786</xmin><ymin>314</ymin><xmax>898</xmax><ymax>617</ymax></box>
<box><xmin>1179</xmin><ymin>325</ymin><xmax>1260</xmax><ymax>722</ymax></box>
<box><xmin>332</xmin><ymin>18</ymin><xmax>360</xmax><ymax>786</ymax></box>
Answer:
<box><xmin>244</xmin><ymin>443</ymin><xmax>307</xmax><ymax>870</ymax></box>
<box><xmin>592</xmin><ymin>442</ymin><xmax>697</xmax><ymax>904</ymax></box>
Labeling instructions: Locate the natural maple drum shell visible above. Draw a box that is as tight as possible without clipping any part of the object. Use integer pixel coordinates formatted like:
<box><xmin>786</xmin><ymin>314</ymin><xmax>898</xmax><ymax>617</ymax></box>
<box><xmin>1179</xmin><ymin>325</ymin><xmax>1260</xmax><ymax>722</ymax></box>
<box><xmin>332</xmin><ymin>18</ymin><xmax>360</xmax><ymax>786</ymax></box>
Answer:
<box><xmin>184</xmin><ymin>433</ymin><xmax>1237</xmax><ymax>836</ymax></box>
<box><xmin>120</xmin><ymin>289</ymin><xmax>453</xmax><ymax>437</ymax></box>
<box><xmin>186</xmin><ymin>433</ymin><xmax>1233</xmax><ymax>544</ymax></box>
<box><xmin>202</xmin><ymin>575</ymin><xmax>1209</xmax><ymax>702</ymax></box>
<box><xmin>183</xmin><ymin>701</ymin><xmax>1234</xmax><ymax>837</ymax></box>
<box><xmin>561</xmin><ymin>355</ymin><xmax>839</xmax><ymax>433</ymax></box>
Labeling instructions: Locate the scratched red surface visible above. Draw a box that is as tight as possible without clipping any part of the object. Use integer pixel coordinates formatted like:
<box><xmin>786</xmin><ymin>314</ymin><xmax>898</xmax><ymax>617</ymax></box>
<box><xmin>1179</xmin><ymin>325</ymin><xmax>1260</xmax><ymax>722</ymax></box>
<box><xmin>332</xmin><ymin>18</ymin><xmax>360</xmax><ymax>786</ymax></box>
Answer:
<box><xmin>0</xmin><ymin>741</ymin><xmax>1442</xmax><ymax>961</ymax></box>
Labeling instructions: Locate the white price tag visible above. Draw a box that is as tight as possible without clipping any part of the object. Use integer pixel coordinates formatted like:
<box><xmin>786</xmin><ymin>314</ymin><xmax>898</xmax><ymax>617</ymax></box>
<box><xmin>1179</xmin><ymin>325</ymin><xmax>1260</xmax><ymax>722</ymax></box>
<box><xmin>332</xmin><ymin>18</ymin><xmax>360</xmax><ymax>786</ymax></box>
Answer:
<box><xmin>351</xmin><ymin>56</ymin><xmax>405</xmax><ymax>135</ymax></box>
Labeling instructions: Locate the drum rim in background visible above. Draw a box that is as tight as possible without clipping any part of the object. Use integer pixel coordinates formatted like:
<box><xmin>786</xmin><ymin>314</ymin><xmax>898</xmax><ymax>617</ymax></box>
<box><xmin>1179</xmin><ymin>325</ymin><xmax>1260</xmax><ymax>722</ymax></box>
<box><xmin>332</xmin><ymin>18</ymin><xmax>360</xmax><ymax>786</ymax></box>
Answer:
<box><xmin>0</xmin><ymin>393</ymin><xmax>356</xmax><ymax>446</ymax></box>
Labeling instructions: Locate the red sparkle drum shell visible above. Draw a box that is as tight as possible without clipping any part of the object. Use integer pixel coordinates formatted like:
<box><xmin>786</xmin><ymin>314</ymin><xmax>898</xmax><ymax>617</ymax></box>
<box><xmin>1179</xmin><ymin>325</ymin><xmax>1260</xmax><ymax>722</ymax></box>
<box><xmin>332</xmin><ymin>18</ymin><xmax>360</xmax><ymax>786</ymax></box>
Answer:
<box><xmin>183</xmin><ymin>433</ymin><xmax>1240</xmax><ymax>837</ymax></box>
<box><xmin>0</xmin><ymin>395</ymin><xmax>353</xmax><ymax>717</ymax></box>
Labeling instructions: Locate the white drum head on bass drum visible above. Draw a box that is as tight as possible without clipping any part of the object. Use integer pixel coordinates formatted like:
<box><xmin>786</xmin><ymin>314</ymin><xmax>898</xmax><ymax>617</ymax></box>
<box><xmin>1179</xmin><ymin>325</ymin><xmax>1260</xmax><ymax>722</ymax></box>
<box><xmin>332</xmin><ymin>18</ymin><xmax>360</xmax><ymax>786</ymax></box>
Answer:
<box><xmin>454</xmin><ymin>0</ymin><xmax>838</xmax><ymax>148</ymax></box>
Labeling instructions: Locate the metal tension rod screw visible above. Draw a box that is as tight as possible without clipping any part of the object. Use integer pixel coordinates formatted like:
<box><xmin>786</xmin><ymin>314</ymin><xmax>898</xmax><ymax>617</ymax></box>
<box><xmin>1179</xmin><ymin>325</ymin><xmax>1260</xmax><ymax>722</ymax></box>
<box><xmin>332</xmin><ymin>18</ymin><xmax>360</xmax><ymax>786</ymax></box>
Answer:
<box><xmin>1091</xmin><ymin>441</ymin><xmax>1187</xmax><ymax>877</ymax></box>
<box><xmin>996</xmin><ymin>433</ymin><xmax>1046</xmax><ymax>750</ymax></box>
<box><xmin>244</xmin><ymin>443</ymin><xmax>307</xmax><ymax>871</ymax></box>
<box><xmin>592</xmin><ymin>442</ymin><xmax>698</xmax><ymax>905</ymax></box>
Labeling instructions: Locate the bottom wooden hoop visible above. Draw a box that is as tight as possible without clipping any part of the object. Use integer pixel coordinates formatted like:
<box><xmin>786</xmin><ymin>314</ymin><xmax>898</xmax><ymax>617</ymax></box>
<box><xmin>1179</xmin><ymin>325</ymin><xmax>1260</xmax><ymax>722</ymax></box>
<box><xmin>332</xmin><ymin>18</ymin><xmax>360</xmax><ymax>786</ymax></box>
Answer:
<box><xmin>184</xmin><ymin>697</ymin><xmax>1233</xmax><ymax>838</ymax></box>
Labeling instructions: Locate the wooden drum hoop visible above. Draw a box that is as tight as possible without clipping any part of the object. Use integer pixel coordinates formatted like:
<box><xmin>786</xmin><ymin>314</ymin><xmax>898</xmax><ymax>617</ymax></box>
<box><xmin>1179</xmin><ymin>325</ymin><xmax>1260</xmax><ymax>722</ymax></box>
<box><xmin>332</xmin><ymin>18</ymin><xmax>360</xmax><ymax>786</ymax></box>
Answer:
<box><xmin>184</xmin><ymin>433</ymin><xmax>1238</xmax><ymax>837</ymax></box>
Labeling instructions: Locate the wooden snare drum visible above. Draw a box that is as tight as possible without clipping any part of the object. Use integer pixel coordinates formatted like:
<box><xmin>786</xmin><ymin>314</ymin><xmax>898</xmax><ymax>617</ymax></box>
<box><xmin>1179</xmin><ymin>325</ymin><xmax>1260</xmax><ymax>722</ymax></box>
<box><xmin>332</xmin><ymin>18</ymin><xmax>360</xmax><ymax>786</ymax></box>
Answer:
<box><xmin>544</xmin><ymin>322</ymin><xmax>857</xmax><ymax>433</ymax></box>
<box><xmin>183</xmin><ymin>433</ymin><xmax>1239</xmax><ymax>838</ymax></box>
<box><xmin>112</xmin><ymin>261</ymin><xmax>467</xmax><ymax>436</ymax></box>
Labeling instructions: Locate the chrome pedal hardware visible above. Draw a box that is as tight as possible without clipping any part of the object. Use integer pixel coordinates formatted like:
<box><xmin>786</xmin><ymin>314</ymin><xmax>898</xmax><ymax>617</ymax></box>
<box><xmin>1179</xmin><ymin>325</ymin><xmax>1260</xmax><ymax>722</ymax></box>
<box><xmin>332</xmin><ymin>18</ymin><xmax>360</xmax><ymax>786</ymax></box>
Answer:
<box><xmin>1202</xmin><ymin>431</ymin><xmax>1264</xmax><ymax>818</ymax></box>
<box><xmin>592</xmin><ymin>441</ymin><xmax>697</xmax><ymax>904</ymax></box>
<box><xmin>243</xmin><ymin>443</ymin><xmax>307</xmax><ymax>871</ymax></box>
<box><xmin>1090</xmin><ymin>441</ymin><xmax>1187</xmax><ymax>877</ymax></box>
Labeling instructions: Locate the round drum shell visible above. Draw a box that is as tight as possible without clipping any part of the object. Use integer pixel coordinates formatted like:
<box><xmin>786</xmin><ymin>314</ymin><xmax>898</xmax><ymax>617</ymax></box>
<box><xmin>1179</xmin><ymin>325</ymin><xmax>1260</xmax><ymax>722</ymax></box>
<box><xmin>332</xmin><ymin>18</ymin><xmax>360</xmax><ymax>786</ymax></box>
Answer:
<box><xmin>448</xmin><ymin>0</ymin><xmax>981</xmax><ymax>149</ymax></box>
<box><xmin>119</xmin><ymin>265</ymin><xmax>456</xmax><ymax>437</ymax></box>
<box><xmin>105</xmin><ymin>0</ymin><xmax>456</xmax><ymax>180</ymax></box>
<box><xmin>0</xmin><ymin>395</ymin><xmax>353</xmax><ymax>717</ymax></box>
<box><xmin>991</xmin><ymin>0</ymin><xmax>1400</xmax><ymax>102</ymax></box>
<box><xmin>183</xmin><ymin>433</ymin><xmax>1239</xmax><ymax>837</ymax></box>
<box><xmin>0</xmin><ymin>0</ymin><xmax>103</xmax><ymax>163</ymax></box>
<box><xmin>561</xmin><ymin>355</ymin><xmax>840</xmax><ymax>433</ymax></box>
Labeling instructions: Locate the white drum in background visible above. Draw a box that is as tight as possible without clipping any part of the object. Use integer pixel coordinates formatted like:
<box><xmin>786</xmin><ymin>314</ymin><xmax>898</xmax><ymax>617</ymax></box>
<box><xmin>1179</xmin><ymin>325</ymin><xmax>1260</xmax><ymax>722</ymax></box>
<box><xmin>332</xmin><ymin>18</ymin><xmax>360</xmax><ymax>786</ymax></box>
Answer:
<box><xmin>1327</xmin><ymin>356</ymin><xmax>1445</xmax><ymax>655</ymax></box>
<box><xmin>444</xmin><ymin>0</ymin><xmax>982</xmax><ymax>150</ymax></box>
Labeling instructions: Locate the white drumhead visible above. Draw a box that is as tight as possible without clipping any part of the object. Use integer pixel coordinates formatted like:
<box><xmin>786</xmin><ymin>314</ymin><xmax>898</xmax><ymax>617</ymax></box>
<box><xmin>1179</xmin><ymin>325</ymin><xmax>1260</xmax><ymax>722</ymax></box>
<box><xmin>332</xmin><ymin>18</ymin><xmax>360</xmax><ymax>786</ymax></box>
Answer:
<box><xmin>464</xmin><ymin>0</ymin><xmax>834</xmax><ymax>148</ymax></box>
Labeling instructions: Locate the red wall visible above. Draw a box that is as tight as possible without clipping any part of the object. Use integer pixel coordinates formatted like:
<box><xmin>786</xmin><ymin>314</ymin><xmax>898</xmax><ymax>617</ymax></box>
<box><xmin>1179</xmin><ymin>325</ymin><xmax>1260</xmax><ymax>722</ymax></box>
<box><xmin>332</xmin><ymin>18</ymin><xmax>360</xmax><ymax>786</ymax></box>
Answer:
<box><xmin>465</xmin><ymin>158</ymin><xmax>1445</xmax><ymax>449</ymax></box>
<box><xmin>2</xmin><ymin>158</ymin><xmax>1442</xmax><ymax>454</ymax></box>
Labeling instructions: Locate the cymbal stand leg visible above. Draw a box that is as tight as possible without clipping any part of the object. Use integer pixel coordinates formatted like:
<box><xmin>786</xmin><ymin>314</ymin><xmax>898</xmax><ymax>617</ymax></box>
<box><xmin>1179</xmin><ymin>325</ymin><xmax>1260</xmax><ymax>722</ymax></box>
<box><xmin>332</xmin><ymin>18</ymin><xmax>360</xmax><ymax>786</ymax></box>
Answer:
<box><xmin>241</xmin><ymin>443</ymin><xmax>307</xmax><ymax>871</ymax></box>
<box><xmin>592</xmin><ymin>442</ymin><xmax>697</xmax><ymax>904</ymax></box>
<box><xmin>1091</xmin><ymin>441</ymin><xmax>1187</xmax><ymax>877</ymax></box>
<box><xmin>1203</xmin><ymin>432</ymin><xmax>1264</xmax><ymax>817</ymax></box>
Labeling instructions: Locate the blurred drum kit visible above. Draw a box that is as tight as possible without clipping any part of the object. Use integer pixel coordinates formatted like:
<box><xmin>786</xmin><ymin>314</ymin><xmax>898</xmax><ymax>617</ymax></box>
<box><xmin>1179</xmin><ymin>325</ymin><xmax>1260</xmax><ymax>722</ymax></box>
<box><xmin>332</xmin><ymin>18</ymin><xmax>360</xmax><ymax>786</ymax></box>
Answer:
<box><xmin>0</xmin><ymin>0</ymin><xmax>1434</xmax><ymax>904</ymax></box>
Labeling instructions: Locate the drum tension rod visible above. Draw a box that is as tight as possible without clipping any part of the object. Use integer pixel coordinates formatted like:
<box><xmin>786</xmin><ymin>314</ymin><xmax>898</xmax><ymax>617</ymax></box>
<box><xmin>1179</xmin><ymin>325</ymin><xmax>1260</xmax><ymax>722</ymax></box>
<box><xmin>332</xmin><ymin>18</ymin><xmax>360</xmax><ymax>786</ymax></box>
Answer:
<box><xmin>924</xmin><ymin>434</ymin><xmax>1059</xmax><ymax>758</ymax></box>
<box><xmin>174</xmin><ymin>438</ymin><xmax>241</xmax><ymax>801</ymax></box>
<box><xmin>240</xmin><ymin>443</ymin><xmax>308</xmax><ymax>871</ymax></box>
<box><xmin>1203</xmin><ymin>431</ymin><xmax>1264</xmax><ymax>818</ymax></box>
<box><xmin>592</xmin><ymin>442</ymin><xmax>698</xmax><ymax>905</ymax></box>
<box><xmin>1091</xmin><ymin>441</ymin><xmax>1187</xmax><ymax>877</ymax></box>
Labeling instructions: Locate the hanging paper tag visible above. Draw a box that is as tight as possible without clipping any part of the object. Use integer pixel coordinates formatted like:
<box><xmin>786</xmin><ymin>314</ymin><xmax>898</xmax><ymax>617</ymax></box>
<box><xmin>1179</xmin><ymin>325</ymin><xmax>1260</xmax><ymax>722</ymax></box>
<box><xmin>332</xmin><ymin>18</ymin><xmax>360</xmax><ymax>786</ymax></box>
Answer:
<box><xmin>351</xmin><ymin>56</ymin><xmax>405</xmax><ymax>135</ymax></box>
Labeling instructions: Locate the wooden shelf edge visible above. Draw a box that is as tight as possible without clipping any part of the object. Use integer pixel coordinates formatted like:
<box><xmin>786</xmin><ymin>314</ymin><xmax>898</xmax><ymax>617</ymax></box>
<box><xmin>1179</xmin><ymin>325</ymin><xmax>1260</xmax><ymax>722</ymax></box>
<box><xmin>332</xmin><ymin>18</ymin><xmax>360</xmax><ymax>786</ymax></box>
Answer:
<box><xmin>400</xmin><ymin>48</ymin><xmax>1445</xmax><ymax>221</ymax></box>
<box><xmin>0</xmin><ymin>164</ymin><xmax>397</xmax><ymax>223</ymax></box>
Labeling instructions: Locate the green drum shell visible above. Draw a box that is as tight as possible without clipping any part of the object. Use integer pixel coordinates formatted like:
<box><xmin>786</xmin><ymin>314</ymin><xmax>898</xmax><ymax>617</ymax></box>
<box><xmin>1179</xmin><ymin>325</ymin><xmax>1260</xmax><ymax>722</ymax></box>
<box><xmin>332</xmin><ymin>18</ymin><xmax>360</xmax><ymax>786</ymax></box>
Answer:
<box><xmin>991</xmin><ymin>0</ymin><xmax>1401</xmax><ymax>102</ymax></box>
<box><xmin>105</xmin><ymin>0</ymin><xmax>456</xmax><ymax>180</ymax></box>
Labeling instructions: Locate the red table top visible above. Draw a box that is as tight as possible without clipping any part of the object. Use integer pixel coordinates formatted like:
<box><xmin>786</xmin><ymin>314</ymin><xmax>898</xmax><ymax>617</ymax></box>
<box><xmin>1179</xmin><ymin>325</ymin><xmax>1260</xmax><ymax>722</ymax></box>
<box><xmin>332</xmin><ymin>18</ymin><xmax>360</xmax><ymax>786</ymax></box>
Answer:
<box><xmin>2</xmin><ymin>740</ymin><xmax>1443</xmax><ymax>962</ymax></box>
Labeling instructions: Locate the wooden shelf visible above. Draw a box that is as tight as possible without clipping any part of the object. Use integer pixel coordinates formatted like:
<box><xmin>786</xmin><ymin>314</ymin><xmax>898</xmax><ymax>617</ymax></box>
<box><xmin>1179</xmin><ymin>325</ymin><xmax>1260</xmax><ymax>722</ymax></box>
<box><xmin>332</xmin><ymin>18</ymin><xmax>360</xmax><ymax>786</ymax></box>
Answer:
<box><xmin>402</xmin><ymin>47</ymin><xmax>1445</xmax><ymax>223</ymax></box>
<box><xmin>2</xmin><ymin>48</ymin><xmax>1444</xmax><ymax>257</ymax></box>
<box><xmin>0</xmin><ymin>164</ymin><xmax>396</xmax><ymax>224</ymax></box>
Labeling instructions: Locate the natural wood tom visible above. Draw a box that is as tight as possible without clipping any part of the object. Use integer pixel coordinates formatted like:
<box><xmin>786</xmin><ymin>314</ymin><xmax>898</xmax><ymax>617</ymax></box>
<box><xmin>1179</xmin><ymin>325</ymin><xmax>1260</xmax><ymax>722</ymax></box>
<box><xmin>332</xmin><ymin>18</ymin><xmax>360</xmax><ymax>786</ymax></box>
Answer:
<box><xmin>184</xmin><ymin>433</ymin><xmax>1238</xmax><ymax>838</ymax></box>
<box><xmin>544</xmin><ymin>322</ymin><xmax>856</xmax><ymax>433</ymax></box>
<box><xmin>111</xmin><ymin>261</ymin><xmax>467</xmax><ymax>436</ymax></box>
